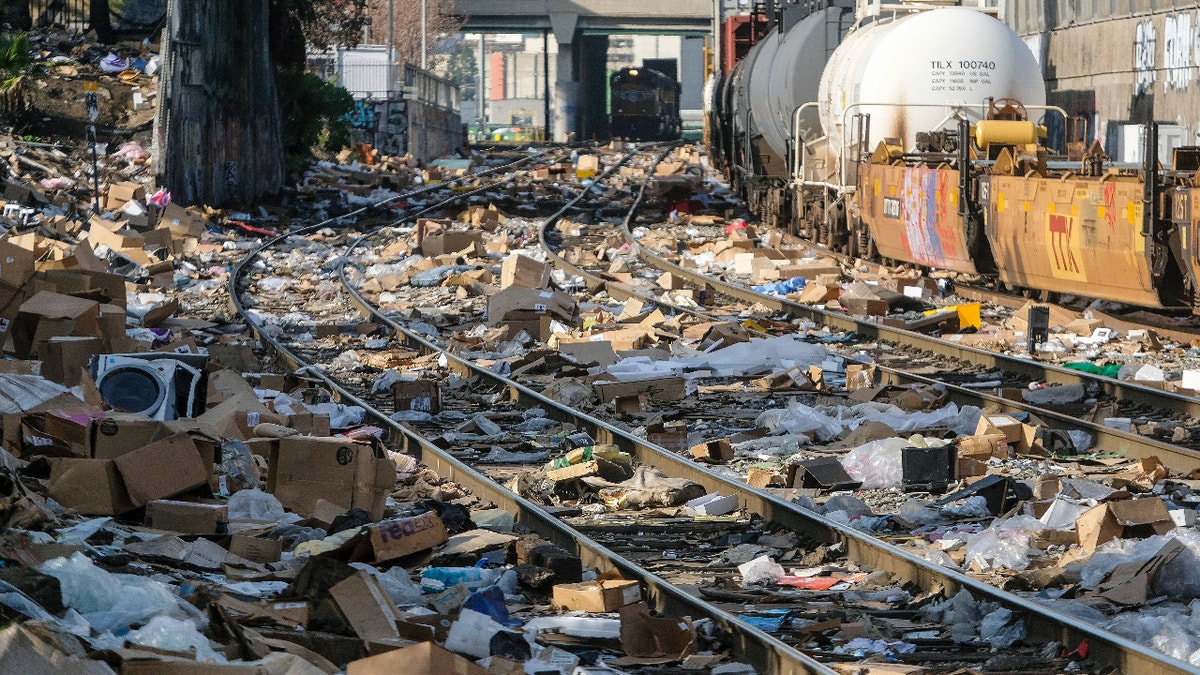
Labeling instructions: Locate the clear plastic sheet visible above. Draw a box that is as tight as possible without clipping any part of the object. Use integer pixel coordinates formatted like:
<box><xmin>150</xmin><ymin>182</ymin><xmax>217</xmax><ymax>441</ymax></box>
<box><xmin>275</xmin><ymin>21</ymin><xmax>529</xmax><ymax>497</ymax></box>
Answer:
<box><xmin>38</xmin><ymin>552</ymin><xmax>196</xmax><ymax>633</ymax></box>
<box><xmin>840</xmin><ymin>437</ymin><xmax>908</xmax><ymax>488</ymax></box>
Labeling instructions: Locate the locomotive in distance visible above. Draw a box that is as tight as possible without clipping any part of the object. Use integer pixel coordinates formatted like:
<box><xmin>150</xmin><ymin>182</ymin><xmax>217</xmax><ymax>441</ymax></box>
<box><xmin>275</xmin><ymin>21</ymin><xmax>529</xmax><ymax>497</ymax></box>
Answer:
<box><xmin>711</xmin><ymin>0</ymin><xmax>1200</xmax><ymax>312</ymax></box>
<box><xmin>610</xmin><ymin>66</ymin><xmax>683</xmax><ymax>142</ymax></box>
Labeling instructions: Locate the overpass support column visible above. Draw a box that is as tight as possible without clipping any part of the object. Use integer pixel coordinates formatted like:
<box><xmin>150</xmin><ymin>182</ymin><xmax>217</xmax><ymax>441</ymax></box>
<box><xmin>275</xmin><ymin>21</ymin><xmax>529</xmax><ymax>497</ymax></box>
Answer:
<box><xmin>577</xmin><ymin>35</ymin><xmax>609</xmax><ymax>141</ymax></box>
<box><xmin>550</xmin><ymin>12</ymin><xmax>579</xmax><ymax>142</ymax></box>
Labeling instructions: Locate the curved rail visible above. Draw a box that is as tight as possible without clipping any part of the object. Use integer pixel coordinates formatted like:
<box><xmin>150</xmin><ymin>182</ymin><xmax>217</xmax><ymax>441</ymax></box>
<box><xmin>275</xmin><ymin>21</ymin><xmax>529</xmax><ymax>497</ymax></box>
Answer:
<box><xmin>325</xmin><ymin>150</ymin><xmax>1198</xmax><ymax>674</ymax></box>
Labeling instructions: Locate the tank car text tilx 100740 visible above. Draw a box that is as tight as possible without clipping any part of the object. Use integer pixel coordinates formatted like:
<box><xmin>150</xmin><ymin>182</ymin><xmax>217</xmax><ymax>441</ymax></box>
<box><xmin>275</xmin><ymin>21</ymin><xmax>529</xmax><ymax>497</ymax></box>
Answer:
<box><xmin>712</xmin><ymin>0</ymin><xmax>1200</xmax><ymax>312</ymax></box>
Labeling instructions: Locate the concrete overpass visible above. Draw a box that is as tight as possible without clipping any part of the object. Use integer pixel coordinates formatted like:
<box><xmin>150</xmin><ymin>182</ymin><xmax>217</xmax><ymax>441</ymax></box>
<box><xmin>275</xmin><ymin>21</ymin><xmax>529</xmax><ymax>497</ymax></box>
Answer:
<box><xmin>449</xmin><ymin>0</ymin><xmax>716</xmax><ymax>141</ymax></box>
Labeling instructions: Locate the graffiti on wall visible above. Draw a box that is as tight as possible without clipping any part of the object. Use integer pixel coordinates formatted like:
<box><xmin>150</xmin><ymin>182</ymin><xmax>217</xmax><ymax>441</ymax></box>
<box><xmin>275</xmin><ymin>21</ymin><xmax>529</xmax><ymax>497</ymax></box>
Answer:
<box><xmin>1163</xmin><ymin>12</ymin><xmax>1194</xmax><ymax>91</ymax></box>
<box><xmin>1134</xmin><ymin>19</ymin><xmax>1157</xmax><ymax>95</ymax></box>
<box><xmin>344</xmin><ymin>99</ymin><xmax>377</xmax><ymax>129</ymax></box>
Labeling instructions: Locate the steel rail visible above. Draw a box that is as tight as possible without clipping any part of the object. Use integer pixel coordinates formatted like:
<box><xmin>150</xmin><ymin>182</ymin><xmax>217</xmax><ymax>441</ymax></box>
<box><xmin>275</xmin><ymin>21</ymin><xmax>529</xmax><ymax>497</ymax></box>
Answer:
<box><xmin>232</xmin><ymin>147</ymin><xmax>839</xmax><ymax>675</ymax></box>
<box><xmin>329</xmin><ymin>150</ymin><xmax>1198</xmax><ymax>674</ymax></box>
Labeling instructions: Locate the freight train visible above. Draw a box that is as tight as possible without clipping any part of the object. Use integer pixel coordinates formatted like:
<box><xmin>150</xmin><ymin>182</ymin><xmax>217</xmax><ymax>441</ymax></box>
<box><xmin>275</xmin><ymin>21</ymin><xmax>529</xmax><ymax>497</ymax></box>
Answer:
<box><xmin>713</xmin><ymin>0</ymin><xmax>1200</xmax><ymax>311</ymax></box>
<box><xmin>610</xmin><ymin>66</ymin><xmax>682</xmax><ymax>141</ymax></box>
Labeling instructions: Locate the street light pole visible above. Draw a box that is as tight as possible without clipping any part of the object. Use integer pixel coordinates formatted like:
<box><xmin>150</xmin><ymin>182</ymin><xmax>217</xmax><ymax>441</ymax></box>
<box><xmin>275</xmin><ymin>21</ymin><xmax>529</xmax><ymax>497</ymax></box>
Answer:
<box><xmin>421</xmin><ymin>0</ymin><xmax>428</xmax><ymax>70</ymax></box>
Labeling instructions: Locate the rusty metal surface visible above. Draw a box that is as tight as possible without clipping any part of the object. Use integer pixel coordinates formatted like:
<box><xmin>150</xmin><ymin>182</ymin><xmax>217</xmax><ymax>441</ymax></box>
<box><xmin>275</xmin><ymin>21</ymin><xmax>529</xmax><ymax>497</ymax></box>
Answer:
<box><xmin>987</xmin><ymin>175</ymin><xmax>1162</xmax><ymax>307</ymax></box>
<box><xmin>859</xmin><ymin>163</ymin><xmax>979</xmax><ymax>273</ymax></box>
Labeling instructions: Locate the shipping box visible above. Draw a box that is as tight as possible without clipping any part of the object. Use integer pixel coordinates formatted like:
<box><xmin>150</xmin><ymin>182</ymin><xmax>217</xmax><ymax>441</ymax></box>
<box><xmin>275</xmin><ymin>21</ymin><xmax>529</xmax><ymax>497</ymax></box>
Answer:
<box><xmin>368</xmin><ymin>511</ymin><xmax>449</xmax><ymax>563</ymax></box>
<box><xmin>144</xmin><ymin>499</ymin><xmax>229</xmax><ymax>534</ymax></box>
<box><xmin>269</xmin><ymin>436</ymin><xmax>397</xmax><ymax>521</ymax></box>
<box><xmin>499</xmin><ymin>253</ymin><xmax>551</xmax><ymax>289</ymax></box>
<box><xmin>113</xmin><ymin>433</ymin><xmax>210</xmax><ymax>507</ymax></box>
<box><xmin>487</xmin><ymin>287</ymin><xmax>576</xmax><ymax>325</ymax></box>
<box><xmin>593</xmin><ymin>377</ymin><xmax>687</xmax><ymax>404</ymax></box>
<box><xmin>552</xmin><ymin>579</ymin><xmax>641</xmax><ymax>612</ymax></box>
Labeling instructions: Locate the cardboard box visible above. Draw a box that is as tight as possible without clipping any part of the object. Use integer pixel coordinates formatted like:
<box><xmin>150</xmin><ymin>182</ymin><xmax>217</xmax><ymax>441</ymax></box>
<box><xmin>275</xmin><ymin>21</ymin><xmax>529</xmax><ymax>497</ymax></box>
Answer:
<box><xmin>500</xmin><ymin>253</ymin><xmax>551</xmax><ymax>289</ymax></box>
<box><xmin>689</xmin><ymin>438</ymin><xmax>733</xmax><ymax>462</ymax></box>
<box><xmin>47</xmin><ymin>458</ymin><xmax>136</xmax><ymax>515</ymax></box>
<box><xmin>330</xmin><ymin>571</ymin><xmax>403</xmax><ymax>641</ymax></box>
<box><xmin>105</xmin><ymin>181</ymin><xmax>145</xmax><ymax>210</ymax></box>
<box><xmin>683</xmin><ymin>493</ymin><xmax>739</xmax><ymax>516</ymax></box>
<box><xmin>41</xmin><ymin>409</ymin><xmax>99</xmax><ymax>457</ymax></box>
<box><xmin>228</xmin><ymin>534</ymin><xmax>283</xmax><ymax>563</ymax></box>
<box><xmin>287</xmin><ymin>411</ymin><xmax>331</xmax><ymax>437</ymax></box>
<box><xmin>545</xmin><ymin>458</ymin><xmax>632</xmax><ymax>483</ymax></box>
<box><xmin>487</xmin><ymin>287</ymin><xmax>576</xmax><ymax>324</ymax></box>
<box><xmin>957</xmin><ymin>433</ymin><xmax>1010</xmax><ymax>460</ymax></box>
<box><xmin>11</xmin><ymin>290</ymin><xmax>101</xmax><ymax>359</ymax></box>
<box><xmin>420</xmin><ymin>230</ymin><xmax>483</xmax><ymax>257</ymax></box>
<box><xmin>842</xmin><ymin>297</ymin><xmax>889</xmax><ymax>316</ymax></box>
<box><xmin>39</xmin><ymin>266</ymin><xmax>125</xmax><ymax>303</ymax></box>
<box><xmin>368</xmin><ymin>511</ymin><xmax>449</xmax><ymax>563</ymax></box>
<box><xmin>797</xmin><ymin>283</ymin><xmax>841</xmax><ymax>304</ymax></box>
<box><xmin>347</xmin><ymin>641</ymin><xmax>487</xmax><ymax>675</ymax></box>
<box><xmin>593</xmin><ymin>377</ymin><xmax>688</xmax><ymax>404</ymax></box>
<box><xmin>974</xmin><ymin>415</ymin><xmax>1037</xmax><ymax>454</ymax></box>
<box><xmin>0</xmin><ymin>282</ymin><xmax>25</xmax><ymax>350</ymax></box>
<box><xmin>270</xmin><ymin>437</ymin><xmax>397</xmax><ymax>521</ymax></box>
<box><xmin>1076</xmin><ymin>498</ymin><xmax>1176</xmax><ymax>554</ymax></box>
<box><xmin>156</xmin><ymin>203</ymin><xmax>208</xmax><ymax>238</ymax></box>
<box><xmin>112</xmin><ymin>434</ymin><xmax>210</xmax><ymax>507</ymax></box>
<box><xmin>558</xmin><ymin>340</ymin><xmax>619</xmax><ymax>367</ymax></box>
<box><xmin>0</xmin><ymin>240</ymin><xmax>35</xmax><ymax>287</ymax></box>
<box><xmin>39</xmin><ymin>336</ymin><xmax>104</xmax><ymax>386</ymax></box>
<box><xmin>86</xmin><ymin>223</ymin><xmax>145</xmax><ymax>251</ymax></box>
<box><xmin>88</xmin><ymin>413</ymin><xmax>171</xmax><ymax>458</ymax></box>
<box><xmin>496</xmin><ymin>315</ymin><xmax>554</xmax><ymax>341</ymax></box>
<box><xmin>144</xmin><ymin>500</ymin><xmax>229</xmax><ymax>534</ymax></box>
<box><xmin>552</xmin><ymin>579</ymin><xmax>641</xmax><ymax>612</ymax></box>
<box><xmin>392</xmin><ymin>380</ymin><xmax>441</xmax><ymax>414</ymax></box>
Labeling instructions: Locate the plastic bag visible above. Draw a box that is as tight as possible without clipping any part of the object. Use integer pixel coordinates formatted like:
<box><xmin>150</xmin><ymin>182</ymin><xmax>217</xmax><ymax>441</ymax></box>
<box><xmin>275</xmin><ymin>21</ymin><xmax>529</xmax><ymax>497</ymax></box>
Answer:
<box><xmin>840</xmin><ymin>437</ymin><xmax>908</xmax><ymax>489</ymax></box>
<box><xmin>444</xmin><ymin>608</ymin><xmax>505</xmax><ymax>659</ymax></box>
<box><xmin>351</xmin><ymin>563</ymin><xmax>425</xmax><ymax>607</ymax></box>
<box><xmin>939</xmin><ymin>495</ymin><xmax>992</xmax><ymax>519</ymax></box>
<box><xmin>421</xmin><ymin>566</ymin><xmax>501</xmax><ymax>593</ymax></box>
<box><xmin>964</xmin><ymin>527</ymin><xmax>1032</xmax><ymax>571</ymax></box>
<box><xmin>126</xmin><ymin>615</ymin><xmax>222</xmax><ymax>661</ymax></box>
<box><xmin>113</xmin><ymin>142</ymin><xmax>150</xmax><ymax>161</ymax></box>
<box><xmin>219</xmin><ymin>440</ymin><xmax>260</xmax><ymax>494</ymax></box>
<box><xmin>824</xmin><ymin>494</ymin><xmax>874</xmax><ymax>518</ymax></box>
<box><xmin>1105</xmin><ymin>600</ymin><xmax>1200</xmax><ymax>664</ymax></box>
<box><xmin>38</xmin><ymin>552</ymin><xmax>194</xmax><ymax>633</ymax></box>
<box><xmin>755</xmin><ymin>399</ymin><xmax>843</xmax><ymax>442</ymax></box>
<box><xmin>897</xmin><ymin>499</ymin><xmax>941</xmax><ymax>526</ymax></box>
<box><xmin>979</xmin><ymin>608</ymin><xmax>1026</xmax><ymax>648</ymax></box>
<box><xmin>738</xmin><ymin>555</ymin><xmax>784</xmax><ymax>587</ymax></box>
<box><xmin>227</xmin><ymin>488</ymin><xmax>287</xmax><ymax>522</ymax></box>
<box><xmin>99</xmin><ymin>52</ymin><xmax>129</xmax><ymax>73</ymax></box>
<box><xmin>471</xmin><ymin>508</ymin><xmax>514</xmax><ymax>532</ymax></box>
<box><xmin>305</xmin><ymin>401</ymin><xmax>364</xmax><ymax>428</ymax></box>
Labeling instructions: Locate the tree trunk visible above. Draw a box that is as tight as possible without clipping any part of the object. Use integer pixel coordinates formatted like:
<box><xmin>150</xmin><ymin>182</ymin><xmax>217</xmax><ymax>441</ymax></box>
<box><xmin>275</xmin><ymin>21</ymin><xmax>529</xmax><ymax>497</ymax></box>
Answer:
<box><xmin>154</xmin><ymin>0</ymin><xmax>283</xmax><ymax>207</ymax></box>
<box><xmin>88</xmin><ymin>0</ymin><xmax>115</xmax><ymax>44</ymax></box>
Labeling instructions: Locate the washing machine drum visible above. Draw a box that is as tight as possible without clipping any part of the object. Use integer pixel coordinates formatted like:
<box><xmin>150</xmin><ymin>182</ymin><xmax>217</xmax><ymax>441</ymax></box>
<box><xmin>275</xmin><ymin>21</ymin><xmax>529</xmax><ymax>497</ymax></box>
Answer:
<box><xmin>97</xmin><ymin>364</ymin><xmax>169</xmax><ymax>415</ymax></box>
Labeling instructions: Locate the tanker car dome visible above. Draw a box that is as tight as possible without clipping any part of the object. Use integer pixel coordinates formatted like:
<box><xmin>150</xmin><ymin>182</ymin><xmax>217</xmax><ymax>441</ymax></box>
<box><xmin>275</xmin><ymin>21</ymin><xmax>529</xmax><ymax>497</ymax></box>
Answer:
<box><xmin>817</xmin><ymin>7</ymin><xmax>1045</xmax><ymax>163</ymax></box>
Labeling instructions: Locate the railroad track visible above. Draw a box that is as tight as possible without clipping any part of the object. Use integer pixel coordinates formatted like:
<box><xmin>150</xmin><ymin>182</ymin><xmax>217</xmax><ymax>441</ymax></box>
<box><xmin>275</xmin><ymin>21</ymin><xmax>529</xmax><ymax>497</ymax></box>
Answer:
<box><xmin>225</xmin><ymin>144</ymin><xmax>1197</xmax><ymax>673</ymax></box>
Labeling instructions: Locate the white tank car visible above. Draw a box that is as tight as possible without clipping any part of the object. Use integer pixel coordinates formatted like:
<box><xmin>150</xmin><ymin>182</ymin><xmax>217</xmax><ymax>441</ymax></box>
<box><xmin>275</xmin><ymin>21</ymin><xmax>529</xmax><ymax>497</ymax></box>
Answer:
<box><xmin>817</xmin><ymin>6</ymin><xmax>1045</xmax><ymax>170</ymax></box>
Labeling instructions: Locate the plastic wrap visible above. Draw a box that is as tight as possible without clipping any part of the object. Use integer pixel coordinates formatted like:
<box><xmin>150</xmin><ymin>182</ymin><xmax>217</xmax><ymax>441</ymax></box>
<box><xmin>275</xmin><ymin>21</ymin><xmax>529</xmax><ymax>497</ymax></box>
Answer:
<box><xmin>126</xmin><ymin>615</ymin><xmax>221</xmax><ymax>661</ymax></box>
<box><xmin>738</xmin><ymin>555</ymin><xmax>785</xmax><ymax>587</ymax></box>
<box><xmin>348</xmin><ymin>563</ymin><xmax>425</xmax><ymax>607</ymax></box>
<box><xmin>227</xmin><ymin>489</ymin><xmax>288</xmax><ymax>522</ymax></box>
<box><xmin>219</xmin><ymin>440</ymin><xmax>260</xmax><ymax>493</ymax></box>
<box><xmin>38</xmin><ymin>553</ymin><xmax>195</xmax><ymax>633</ymax></box>
<box><xmin>979</xmin><ymin>608</ymin><xmax>1026</xmax><ymax>648</ymax></box>
<box><xmin>840</xmin><ymin>437</ymin><xmax>908</xmax><ymax>488</ymax></box>
<box><xmin>755</xmin><ymin>400</ymin><xmax>843</xmax><ymax>442</ymax></box>
<box><xmin>964</xmin><ymin>526</ymin><xmax>1032</xmax><ymax>571</ymax></box>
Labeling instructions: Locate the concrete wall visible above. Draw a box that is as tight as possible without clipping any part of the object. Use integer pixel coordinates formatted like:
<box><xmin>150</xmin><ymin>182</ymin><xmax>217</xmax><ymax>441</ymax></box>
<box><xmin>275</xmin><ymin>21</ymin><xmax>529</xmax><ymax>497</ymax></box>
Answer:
<box><xmin>1009</xmin><ymin>2</ymin><xmax>1200</xmax><ymax>163</ymax></box>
